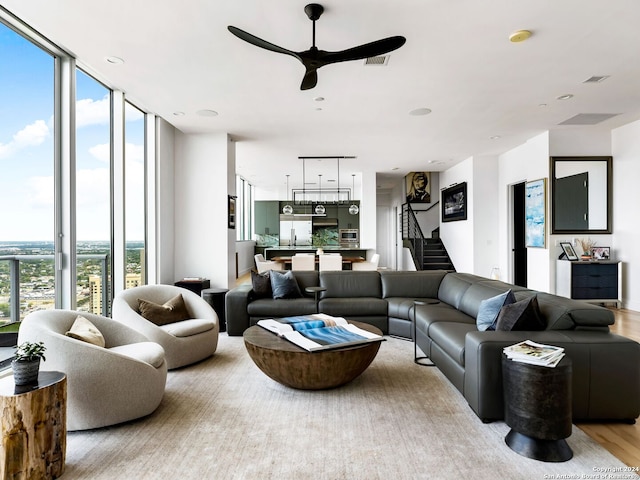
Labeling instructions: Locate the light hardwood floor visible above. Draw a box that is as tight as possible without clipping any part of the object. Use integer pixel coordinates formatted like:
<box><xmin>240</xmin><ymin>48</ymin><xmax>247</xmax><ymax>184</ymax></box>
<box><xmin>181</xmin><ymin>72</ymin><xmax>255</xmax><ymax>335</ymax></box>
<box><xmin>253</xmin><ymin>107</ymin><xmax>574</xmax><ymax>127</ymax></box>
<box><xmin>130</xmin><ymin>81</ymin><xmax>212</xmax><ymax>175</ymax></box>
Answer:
<box><xmin>577</xmin><ymin>308</ymin><xmax>640</xmax><ymax>468</ymax></box>
<box><xmin>234</xmin><ymin>274</ymin><xmax>639</xmax><ymax>467</ymax></box>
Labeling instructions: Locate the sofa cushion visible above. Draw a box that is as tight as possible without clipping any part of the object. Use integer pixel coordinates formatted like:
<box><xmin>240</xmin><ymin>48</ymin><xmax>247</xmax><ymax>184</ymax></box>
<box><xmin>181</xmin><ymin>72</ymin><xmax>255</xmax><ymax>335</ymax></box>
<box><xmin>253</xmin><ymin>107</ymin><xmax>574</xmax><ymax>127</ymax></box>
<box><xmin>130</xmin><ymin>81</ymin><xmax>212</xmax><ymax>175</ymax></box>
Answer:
<box><xmin>496</xmin><ymin>296</ymin><xmax>546</xmax><ymax>331</ymax></box>
<box><xmin>248</xmin><ymin>298</ymin><xmax>317</xmax><ymax>317</ymax></box>
<box><xmin>109</xmin><ymin>342</ymin><xmax>165</xmax><ymax>368</ymax></box>
<box><xmin>270</xmin><ymin>270</ymin><xmax>302</xmax><ymax>299</ymax></box>
<box><xmin>476</xmin><ymin>290</ymin><xmax>516</xmax><ymax>331</ymax></box>
<box><xmin>251</xmin><ymin>270</ymin><xmax>272</xmax><ymax>298</ymax></box>
<box><xmin>160</xmin><ymin>319</ymin><xmax>215</xmax><ymax>338</ymax></box>
<box><xmin>320</xmin><ymin>271</ymin><xmax>381</xmax><ymax>298</ymax></box>
<box><xmin>138</xmin><ymin>294</ymin><xmax>191</xmax><ymax>326</ymax></box>
<box><xmin>319</xmin><ymin>297</ymin><xmax>388</xmax><ymax>317</ymax></box>
<box><xmin>437</xmin><ymin>273</ymin><xmax>474</xmax><ymax>308</ymax></box>
<box><xmin>66</xmin><ymin>315</ymin><xmax>106</xmax><ymax>347</ymax></box>
<box><xmin>387</xmin><ymin>297</ymin><xmax>439</xmax><ymax>320</ymax></box>
<box><xmin>428</xmin><ymin>322</ymin><xmax>477</xmax><ymax>366</ymax></box>
<box><xmin>380</xmin><ymin>271</ymin><xmax>447</xmax><ymax>299</ymax></box>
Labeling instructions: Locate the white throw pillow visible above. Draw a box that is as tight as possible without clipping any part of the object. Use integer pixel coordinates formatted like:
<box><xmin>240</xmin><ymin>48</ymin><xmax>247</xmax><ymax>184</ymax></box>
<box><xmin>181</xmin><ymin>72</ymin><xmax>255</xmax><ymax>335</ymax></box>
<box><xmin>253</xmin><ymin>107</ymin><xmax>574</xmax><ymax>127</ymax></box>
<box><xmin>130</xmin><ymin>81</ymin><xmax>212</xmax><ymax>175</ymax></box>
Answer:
<box><xmin>66</xmin><ymin>315</ymin><xmax>106</xmax><ymax>347</ymax></box>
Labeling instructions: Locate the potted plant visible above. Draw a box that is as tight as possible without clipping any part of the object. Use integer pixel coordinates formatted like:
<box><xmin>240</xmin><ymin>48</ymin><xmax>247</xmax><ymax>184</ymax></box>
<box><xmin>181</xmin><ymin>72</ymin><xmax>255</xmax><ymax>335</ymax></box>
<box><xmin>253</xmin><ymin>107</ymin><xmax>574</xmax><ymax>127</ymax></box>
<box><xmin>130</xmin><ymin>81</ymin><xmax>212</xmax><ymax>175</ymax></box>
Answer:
<box><xmin>577</xmin><ymin>238</ymin><xmax>597</xmax><ymax>261</ymax></box>
<box><xmin>12</xmin><ymin>341</ymin><xmax>46</xmax><ymax>385</ymax></box>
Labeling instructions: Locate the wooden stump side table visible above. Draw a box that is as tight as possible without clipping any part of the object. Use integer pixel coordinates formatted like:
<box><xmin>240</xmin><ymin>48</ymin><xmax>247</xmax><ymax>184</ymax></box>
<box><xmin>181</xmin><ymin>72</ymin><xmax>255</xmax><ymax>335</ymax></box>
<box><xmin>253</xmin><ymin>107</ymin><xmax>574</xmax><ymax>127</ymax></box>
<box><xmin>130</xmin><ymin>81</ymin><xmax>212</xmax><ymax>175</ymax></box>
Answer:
<box><xmin>0</xmin><ymin>371</ymin><xmax>67</xmax><ymax>479</ymax></box>
<box><xmin>502</xmin><ymin>355</ymin><xmax>573</xmax><ymax>462</ymax></box>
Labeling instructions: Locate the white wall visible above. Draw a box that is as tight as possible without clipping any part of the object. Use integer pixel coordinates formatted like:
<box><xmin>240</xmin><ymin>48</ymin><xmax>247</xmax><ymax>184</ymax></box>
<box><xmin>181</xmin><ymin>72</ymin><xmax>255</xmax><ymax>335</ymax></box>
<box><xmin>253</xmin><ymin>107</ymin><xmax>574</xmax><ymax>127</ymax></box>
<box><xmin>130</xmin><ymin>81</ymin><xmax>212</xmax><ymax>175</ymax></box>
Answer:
<box><xmin>497</xmin><ymin>132</ymin><xmax>550</xmax><ymax>291</ymax></box>
<box><xmin>156</xmin><ymin>118</ymin><xmax>176</xmax><ymax>285</ymax></box>
<box><xmin>173</xmin><ymin>132</ymin><xmax>236</xmax><ymax>289</ymax></box>
<box><xmin>612</xmin><ymin>119</ymin><xmax>640</xmax><ymax>311</ymax></box>
<box><xmin>472</xmin><ymin>156</ymin><xmax>499</xmax><ymax>278</ymax></box>
<box><xmin>439</xmin><ymin>158</ymin><xmax>475</xmax><ymax>273</ymax></box>
<box><xmin>360</xmin><ymin>171</ymin><xmax>377</xmax><ymax>249</ymax></box>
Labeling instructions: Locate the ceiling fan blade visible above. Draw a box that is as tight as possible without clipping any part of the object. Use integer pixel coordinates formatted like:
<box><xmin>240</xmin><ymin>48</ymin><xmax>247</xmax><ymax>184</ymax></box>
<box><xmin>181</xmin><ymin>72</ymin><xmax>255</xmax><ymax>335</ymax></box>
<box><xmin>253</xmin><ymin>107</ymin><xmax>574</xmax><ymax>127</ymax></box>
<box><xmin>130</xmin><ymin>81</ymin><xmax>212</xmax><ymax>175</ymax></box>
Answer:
<box><xmin>321</xmin><ymin>36</ymin><xmax>406</xmax><ymax>64</ymax></box>
<box><xmin>300</xmin><ymin>69</ymin><xmax>318</xmax><ymax>90</ymax></box>
<box><xmin>228</xmin><ymin>26</ymin><xmax>301</xmax><ymax>61</ymax></box>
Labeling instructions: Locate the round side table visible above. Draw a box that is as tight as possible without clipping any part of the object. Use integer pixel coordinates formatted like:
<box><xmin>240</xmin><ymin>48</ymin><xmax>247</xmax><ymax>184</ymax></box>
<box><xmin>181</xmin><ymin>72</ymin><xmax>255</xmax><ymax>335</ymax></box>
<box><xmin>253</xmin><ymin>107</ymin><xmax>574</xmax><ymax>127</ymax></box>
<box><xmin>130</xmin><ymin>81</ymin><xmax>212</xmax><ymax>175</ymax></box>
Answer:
<box><xmin>202</xmin><ymin>287</ymin><xmax>228</xmax><ymax>332</ymax></box>
<box><xmin>502</xmin><ymin>355</ymin><xmax>573</xmax><ymax>462</ymax></box>
<box><xmin>0</xmin><ymin>371</ymin><xmax>67</xmax><ymax>478</ymax></box>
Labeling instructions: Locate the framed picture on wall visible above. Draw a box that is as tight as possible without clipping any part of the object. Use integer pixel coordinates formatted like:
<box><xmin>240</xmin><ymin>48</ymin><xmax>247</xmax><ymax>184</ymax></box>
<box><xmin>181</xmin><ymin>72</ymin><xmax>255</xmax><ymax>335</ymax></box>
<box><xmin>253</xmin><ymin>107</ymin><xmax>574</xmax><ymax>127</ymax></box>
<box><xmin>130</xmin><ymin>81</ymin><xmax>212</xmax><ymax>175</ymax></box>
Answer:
<box><xmin>405</xmin><ymin>172</ymin><xmax>431</xmax><ymax>203</ymax></box>
<box><xmin>228</xmin><ymin>195</ymin><xmax>236</xmax><ymax>229</ymax></box>
<box><xmin>441</xmin><ymin>182</ymin><xmax>467</xmax><ymax>222</ymax></box>
<box><xmin>525</xmin><ymin>178</ymin><xmax>546</xmax><ymax>248</ymax></box>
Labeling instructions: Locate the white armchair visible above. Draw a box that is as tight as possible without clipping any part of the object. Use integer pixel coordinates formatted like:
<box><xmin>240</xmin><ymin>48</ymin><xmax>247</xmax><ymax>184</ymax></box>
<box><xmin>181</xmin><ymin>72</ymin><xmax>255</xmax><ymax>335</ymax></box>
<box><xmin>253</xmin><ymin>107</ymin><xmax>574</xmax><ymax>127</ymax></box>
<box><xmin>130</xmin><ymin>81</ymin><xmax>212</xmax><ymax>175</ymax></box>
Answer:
<box><xmin>112</xmin><ymin>284</ymin><xmax>219</xmax><ymax>370</ymax></box>
<box><xmin>254</xmin><ymin>254</ymin><xmax>284</xmax><ymax>273</ymax></box>
<box><xmin>18</xmin><ymin>309</ymin><xmax>167</xmax><ymax>431</ymax></box>
<box><xmin>352</xmin><ymin>253</ymin><xmax>380</xmax><ymax>271</ymax></box>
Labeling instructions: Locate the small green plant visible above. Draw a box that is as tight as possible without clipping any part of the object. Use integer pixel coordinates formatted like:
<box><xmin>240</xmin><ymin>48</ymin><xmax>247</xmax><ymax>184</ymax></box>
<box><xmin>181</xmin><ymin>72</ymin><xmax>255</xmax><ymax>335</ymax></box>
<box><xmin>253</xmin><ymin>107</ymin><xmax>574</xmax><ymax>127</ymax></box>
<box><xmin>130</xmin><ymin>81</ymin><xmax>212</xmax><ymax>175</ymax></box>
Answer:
<box><xmin>14</xmin><ymin>341</ymin><xmax>46</xmax><ymax>362</ymax></box>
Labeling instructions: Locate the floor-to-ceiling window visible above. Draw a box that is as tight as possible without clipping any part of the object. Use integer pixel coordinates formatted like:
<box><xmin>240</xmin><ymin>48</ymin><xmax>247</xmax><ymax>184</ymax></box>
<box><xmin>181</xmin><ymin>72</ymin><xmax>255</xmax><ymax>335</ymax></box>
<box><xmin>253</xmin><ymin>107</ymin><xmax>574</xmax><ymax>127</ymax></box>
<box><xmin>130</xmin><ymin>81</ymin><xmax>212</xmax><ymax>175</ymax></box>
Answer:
<box><xmin>0</xmin><ymin>21</ymin><xmax>55</xmax><ymax>328</ymax></box>
<box><xmin>75</xmin><ymin>69</ymin><xmax>112</xmax><ymax>315</ymax></box>
<box><xmin>124</xmin><ymin>101</ymin><xmax>146</xmax><ymax>289</ymax></box>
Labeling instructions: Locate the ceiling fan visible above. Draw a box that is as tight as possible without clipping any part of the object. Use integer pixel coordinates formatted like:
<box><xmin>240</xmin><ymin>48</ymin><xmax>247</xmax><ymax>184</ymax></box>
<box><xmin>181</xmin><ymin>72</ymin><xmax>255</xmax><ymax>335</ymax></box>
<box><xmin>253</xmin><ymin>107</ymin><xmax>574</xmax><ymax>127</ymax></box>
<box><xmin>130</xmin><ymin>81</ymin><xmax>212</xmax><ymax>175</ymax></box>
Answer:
<box><xmin>228</xmin><ymin>3</ymin><xmax>406</xmax><ymax>90</ymax></box>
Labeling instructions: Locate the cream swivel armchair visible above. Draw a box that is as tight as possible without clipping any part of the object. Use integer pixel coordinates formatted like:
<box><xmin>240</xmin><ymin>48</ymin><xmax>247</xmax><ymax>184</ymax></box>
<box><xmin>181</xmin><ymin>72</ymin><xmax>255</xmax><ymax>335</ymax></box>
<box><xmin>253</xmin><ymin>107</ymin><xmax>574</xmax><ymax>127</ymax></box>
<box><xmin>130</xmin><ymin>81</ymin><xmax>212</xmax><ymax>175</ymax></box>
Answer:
<box><xmin>112</xmin><ymin>284</ymin><xmax>219</xmax><ymax>370</ymax></box>
<box><xmin>254</xmin><ymin>254</ymin><xmax>284</xmax><ymax>273</ymax></box>
<box><xmin>18</xmin><ymin>309</ymin><xmax>167</xmax><ymax>431</ymax></box>
<box><xmin>319</xmin><ymin>254</ymin><xmax>343</xmax><ymax>271</ymax></box>
<box><xmin>352</xmin><ymin>253</ymin><xmax>380</xmax><ymax>271</ymax></box>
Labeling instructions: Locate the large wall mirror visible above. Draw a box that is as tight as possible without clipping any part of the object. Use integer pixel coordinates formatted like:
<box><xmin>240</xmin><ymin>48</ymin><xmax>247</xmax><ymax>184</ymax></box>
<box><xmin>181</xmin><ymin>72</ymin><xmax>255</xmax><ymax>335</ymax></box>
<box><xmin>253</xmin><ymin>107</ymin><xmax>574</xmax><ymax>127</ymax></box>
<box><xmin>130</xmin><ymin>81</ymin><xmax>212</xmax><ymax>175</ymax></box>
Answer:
<box><xmin>550</xmin><ymin>156</ymin><xmax>612</xmax><ymax>234</ymax></box>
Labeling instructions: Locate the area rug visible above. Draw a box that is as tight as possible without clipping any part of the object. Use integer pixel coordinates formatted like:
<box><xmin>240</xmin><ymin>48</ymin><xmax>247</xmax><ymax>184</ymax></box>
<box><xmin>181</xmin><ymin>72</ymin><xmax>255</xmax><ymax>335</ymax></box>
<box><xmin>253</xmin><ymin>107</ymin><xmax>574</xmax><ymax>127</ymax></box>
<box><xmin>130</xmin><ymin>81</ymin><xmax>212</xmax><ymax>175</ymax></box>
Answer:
<box><xmin>64</xmin><ymin>334</ymin><xmax>639</xmax><ymax>480</ymax></box>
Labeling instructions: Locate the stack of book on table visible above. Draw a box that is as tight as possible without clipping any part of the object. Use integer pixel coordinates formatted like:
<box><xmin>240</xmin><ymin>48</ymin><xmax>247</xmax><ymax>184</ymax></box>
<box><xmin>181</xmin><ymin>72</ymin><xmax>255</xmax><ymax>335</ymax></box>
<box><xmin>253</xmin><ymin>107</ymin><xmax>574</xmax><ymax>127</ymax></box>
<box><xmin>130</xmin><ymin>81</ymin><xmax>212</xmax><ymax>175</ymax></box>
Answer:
<box><xmin>503</xmin><ymin>340</ymin><xmax>565</xmax><ymax>368</ymax></box>
<box><xmin>257</xmin><ymin>313</ymin><xmax>384</xmax><ymax>352</ymax></box>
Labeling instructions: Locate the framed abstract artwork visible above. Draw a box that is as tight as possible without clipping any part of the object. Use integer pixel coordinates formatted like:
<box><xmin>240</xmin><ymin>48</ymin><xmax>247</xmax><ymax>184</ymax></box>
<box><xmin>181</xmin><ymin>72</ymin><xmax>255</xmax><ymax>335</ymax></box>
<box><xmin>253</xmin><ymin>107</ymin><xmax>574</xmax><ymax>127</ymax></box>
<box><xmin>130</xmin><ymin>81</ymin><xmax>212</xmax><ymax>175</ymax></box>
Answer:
<box><xmin>441</xmin><ymin>182</ymin><xmax>467</xmax><ymax>222</ymax></box>
<box><xmin>525</xmin><ymin>178</ymin><xmax>546</xmax><ymax>248</ymax></box>
<box><xmin>228</xmin><ymin>195</ymin><xmax>236</xmax><ymax>229</ymax></box>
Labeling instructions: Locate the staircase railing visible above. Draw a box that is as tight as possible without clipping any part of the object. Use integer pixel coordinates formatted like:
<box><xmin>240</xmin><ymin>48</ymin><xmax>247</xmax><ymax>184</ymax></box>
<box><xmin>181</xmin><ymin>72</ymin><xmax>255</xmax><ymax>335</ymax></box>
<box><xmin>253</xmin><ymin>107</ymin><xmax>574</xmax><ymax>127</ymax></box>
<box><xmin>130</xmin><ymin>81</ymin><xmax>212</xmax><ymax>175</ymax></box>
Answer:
<box><xmin>402</xmin><ymin>202</ymin><xmax>431</xmax><ymax>270</ymax></box>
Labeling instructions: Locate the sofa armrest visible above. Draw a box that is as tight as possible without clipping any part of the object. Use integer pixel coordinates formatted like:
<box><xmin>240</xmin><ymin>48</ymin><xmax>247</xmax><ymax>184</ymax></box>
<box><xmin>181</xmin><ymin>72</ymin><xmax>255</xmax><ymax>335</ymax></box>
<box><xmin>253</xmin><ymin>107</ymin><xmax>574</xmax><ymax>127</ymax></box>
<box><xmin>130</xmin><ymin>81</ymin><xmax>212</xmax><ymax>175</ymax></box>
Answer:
<box><xmin>225</xmin><ymin>284</ymin><xmax>254</xmax><ymax>336</ymax></box>
<box><xmin>464</xmin><ymin>330</ymin><xmax>575</xmax><ymax>422</ymax></box>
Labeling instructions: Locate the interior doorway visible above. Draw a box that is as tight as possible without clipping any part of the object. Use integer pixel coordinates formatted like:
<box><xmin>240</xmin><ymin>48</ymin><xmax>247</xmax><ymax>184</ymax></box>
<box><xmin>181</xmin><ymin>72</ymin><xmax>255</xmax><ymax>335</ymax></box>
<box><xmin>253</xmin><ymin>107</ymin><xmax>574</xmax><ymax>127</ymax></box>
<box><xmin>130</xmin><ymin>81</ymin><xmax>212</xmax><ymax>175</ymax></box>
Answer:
<box><xmin>512</xmin><ymin>182</ymin><xmax>527</xmax><ymax>287</ymax></box>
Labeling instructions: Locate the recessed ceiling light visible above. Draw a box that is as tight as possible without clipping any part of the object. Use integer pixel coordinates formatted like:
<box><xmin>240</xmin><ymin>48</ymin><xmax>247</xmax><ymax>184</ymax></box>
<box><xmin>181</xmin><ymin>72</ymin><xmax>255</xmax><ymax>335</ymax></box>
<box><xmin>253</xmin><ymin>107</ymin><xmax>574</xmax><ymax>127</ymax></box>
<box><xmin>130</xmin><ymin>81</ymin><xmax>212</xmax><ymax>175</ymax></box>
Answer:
<box><xmin>314</xmin><ymin>96</ymin><xmax>325</xmax><ymax>102</ymax></box>
<box><xmin>409</xmin><ymin>108</ymin><xmax>432</xmax><ymax>116</ymax></box>
<box><xmin>509</xmin><ymin>30</ymin><xmax>532</xmax><ymax>43</ymax></box>
<box><xmin>490</xmin><ymin>135</ymin><xmax>501</xmax><ymax>140</ymax></box>
<box><xmin>315</xmin><ymin>107</ymin><xmax>323</xmax><ymax>111</ymax></box>
<box><xmin>197</xmin><ymin>109</ymin><xmax>218</xmax><ymax>117</ymax></box>
<box><xmin>557</xmin><ymin>94</ymin><xmax>574</xmax><ymax>101</ymax></box>
<box><xmin>173</xmin><ymin>112</ymin><xmax>185</xmax><ymax>116</ymax></box>
<box><xmin>105</xmin><ymin>56</ymin><xmax>124</xmax><ymax>65</ymax></box>
<box><xmin>538</xmin><ymin>103</ymin><xmax>548</xmax><ymax>107</ymax></box>
<box><xmin>391</xmin><ymin>167</ymin><xmax>399</xmax><ymax>171</ymax></box>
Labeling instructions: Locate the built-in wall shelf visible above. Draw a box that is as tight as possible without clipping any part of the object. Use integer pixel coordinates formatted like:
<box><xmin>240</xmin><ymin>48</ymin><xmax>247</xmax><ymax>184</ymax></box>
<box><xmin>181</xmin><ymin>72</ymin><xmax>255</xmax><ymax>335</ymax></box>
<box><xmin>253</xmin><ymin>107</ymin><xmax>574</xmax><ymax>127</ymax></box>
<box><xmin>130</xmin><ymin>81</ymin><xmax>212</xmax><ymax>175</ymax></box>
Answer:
<box><xmin>556</xmin><ymin>260</ymin><xmax>621</xmax><ymax>308</ymax></box>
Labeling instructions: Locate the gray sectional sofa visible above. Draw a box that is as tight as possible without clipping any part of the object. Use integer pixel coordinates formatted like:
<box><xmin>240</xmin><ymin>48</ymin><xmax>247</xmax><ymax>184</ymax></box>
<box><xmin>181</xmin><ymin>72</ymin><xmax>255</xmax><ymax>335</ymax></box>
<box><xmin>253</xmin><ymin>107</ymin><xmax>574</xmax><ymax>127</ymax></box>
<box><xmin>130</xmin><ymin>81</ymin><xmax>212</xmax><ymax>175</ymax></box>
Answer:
<box><xmin>226</xmin><ymin>270</ymin><xmax>640</xmax><ymax>423</ymax></box>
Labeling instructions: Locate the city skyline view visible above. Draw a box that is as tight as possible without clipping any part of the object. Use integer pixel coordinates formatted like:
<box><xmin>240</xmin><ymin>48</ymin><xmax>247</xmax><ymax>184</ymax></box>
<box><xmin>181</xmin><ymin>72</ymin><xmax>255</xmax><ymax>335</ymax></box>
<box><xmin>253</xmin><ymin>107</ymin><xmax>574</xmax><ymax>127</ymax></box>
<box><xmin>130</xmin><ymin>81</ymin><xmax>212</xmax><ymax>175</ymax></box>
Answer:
<box><xmin>0</xmin><ymin>22</ymin><xmax>145</xmax><ymax>242</ymax></box>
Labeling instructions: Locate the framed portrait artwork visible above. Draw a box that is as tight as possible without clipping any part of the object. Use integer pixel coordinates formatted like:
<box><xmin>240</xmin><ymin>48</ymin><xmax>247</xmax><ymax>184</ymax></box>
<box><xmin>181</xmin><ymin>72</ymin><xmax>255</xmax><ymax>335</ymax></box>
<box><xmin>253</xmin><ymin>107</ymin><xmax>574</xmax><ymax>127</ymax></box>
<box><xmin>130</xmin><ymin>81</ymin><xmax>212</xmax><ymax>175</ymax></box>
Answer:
<box><xmin>406</xmin><ymin>172</ymin><xmax>431</xmax><ymax>203</ymax></box>
<box><xmin>228</xmin><ymin>195</ymin><xmax>236</xmax><ymax>229</ymax></box>
<box><xmin>441</xmin><ymin>182</ymin><xmax>467</xmax><ymax>222</ymax></box>
<box><xmin>559</xmin><ymin>242</ymin><xmax>579</xmax><ymax>261</ymax></box>
<box><xmin>525</xmin><ymin>178</ymin><xmax>547</xmax><ymax>248</ymax></box>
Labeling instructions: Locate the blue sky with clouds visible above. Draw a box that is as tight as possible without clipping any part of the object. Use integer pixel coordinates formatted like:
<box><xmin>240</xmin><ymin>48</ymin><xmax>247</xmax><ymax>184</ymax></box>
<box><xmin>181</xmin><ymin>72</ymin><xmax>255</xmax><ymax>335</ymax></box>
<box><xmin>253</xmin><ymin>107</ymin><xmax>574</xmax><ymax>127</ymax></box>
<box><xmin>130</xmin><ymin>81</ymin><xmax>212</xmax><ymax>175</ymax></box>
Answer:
<box><xmin>1</xmin><ymin>22</ymin><xmax>144</xmax><ymax>241</ymax></box>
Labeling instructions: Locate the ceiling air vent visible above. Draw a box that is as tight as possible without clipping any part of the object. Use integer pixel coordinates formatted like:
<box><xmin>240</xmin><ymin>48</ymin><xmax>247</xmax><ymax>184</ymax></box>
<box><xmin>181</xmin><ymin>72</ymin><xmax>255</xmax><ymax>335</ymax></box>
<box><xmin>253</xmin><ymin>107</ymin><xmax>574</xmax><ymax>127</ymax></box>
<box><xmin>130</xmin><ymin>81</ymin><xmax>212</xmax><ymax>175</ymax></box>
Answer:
<box><xmin>558</xmin><ymin>113</ymin><xmax>619</xmax><ymax>125</ymax></box>
<box><xmin>364</xmin><ymin>55</ymin><xmax>389</xmax><ymax>66</ymax></box>
<box><xmin>583</xmin><ymin>75</ymin><xmax>610</xmax><ymax>83</ymax></box>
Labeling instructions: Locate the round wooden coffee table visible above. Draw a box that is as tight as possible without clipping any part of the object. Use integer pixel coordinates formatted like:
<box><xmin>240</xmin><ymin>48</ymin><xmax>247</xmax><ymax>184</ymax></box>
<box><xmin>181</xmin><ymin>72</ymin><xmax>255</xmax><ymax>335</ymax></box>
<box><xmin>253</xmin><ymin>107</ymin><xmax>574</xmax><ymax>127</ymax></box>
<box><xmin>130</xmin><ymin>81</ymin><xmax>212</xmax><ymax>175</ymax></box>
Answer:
<box><xmin>243</xmin><ymin>321</ymin><xmax>383</xmax><ymax>390</ymax></box>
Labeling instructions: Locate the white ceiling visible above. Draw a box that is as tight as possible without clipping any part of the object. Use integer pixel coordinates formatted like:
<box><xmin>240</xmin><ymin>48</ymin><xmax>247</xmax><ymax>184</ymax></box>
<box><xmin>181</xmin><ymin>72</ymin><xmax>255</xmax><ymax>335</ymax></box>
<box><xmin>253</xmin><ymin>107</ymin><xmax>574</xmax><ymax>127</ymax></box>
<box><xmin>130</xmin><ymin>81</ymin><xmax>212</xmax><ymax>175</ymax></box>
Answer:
<box><xmin>4</xmin><ymin>0</ymin><xmax>640</xmax><ymax>197</ymax></box>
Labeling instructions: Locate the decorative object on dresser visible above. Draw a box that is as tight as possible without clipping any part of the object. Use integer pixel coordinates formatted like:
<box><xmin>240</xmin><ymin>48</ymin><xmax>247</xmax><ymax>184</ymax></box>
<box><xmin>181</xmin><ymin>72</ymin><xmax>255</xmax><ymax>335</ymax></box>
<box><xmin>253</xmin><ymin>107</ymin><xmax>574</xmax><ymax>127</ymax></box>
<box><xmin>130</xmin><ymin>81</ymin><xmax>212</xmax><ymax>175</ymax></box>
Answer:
<box><xmin>576</xmin><ymin>237</ymin><xmax>597</xmax><ymax>260</ymax></box>
<box><xmin>559</xmin><ymin>242</ymin><xmax>579</xmax><ymax>261</ymax></box>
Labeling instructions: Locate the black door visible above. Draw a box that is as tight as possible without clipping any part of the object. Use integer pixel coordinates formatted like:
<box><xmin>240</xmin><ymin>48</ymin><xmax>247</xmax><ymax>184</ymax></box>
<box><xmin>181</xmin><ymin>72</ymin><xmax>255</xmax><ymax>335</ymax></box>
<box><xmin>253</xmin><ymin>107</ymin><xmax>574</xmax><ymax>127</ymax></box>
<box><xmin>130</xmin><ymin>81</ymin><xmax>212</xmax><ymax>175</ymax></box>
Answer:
<box><xmin>513</xmin><ymin>182</ymin><xmax>527</xmax><ymax>287</ymax></box>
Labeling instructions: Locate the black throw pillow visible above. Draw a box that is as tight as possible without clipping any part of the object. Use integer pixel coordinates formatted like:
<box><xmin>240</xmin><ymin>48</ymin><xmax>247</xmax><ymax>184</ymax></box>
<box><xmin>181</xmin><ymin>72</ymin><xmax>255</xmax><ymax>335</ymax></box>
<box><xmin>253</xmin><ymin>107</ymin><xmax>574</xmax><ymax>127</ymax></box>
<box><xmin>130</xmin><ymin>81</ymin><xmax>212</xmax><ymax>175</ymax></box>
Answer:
<box><xmin>495</xmin><ymin>295</ymin><xmax>546</xmax><ymax>331</ymax></box>
<box><xmin>270</xmin><ymin>270</ymin><xmax>302</xmax><ymax>299</ymax></box>
<box><xmin>251</xmin><ymin>270</ymin><xmax>272</xmax><ymax>298</ymax></box>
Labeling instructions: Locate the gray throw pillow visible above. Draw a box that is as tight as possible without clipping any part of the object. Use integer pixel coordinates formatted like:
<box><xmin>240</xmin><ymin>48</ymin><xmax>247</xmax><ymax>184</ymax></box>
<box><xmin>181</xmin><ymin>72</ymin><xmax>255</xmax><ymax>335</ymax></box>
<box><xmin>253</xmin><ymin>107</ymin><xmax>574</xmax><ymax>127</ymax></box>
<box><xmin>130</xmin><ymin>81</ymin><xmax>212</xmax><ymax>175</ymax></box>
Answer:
<box><xmin>138</xmin><ymin>294</ymin><xmax>191</xmax><ymax>326</ymax></box>
<box><xmin>495</xmin><ymin>295</ymin><xmax>546</xmax><ymax>331</ymax></box>
<box><xmin>270</xmin><ymin>270</ymin><xmax>302</xmax><ymax>299</ymax></box>
<box><xmin>476</xmin><ymin>290</ymin><xmax>516</xmax><ymax>331</ymax></box>
<box><xmin>251</xmin><ymin>270</ymin><xmax>272</xmax><ymax>298</ymax></box>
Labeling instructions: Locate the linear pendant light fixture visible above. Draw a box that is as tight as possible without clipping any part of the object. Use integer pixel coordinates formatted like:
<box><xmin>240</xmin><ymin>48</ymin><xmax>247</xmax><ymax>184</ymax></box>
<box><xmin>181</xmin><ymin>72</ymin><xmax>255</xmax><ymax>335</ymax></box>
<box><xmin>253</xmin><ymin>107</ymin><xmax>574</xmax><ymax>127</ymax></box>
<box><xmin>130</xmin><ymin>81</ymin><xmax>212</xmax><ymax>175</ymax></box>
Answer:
<box><xmin>315</xmin><ymin>174</ymin><xmax>325</xmax><ymax>214</ymax></box>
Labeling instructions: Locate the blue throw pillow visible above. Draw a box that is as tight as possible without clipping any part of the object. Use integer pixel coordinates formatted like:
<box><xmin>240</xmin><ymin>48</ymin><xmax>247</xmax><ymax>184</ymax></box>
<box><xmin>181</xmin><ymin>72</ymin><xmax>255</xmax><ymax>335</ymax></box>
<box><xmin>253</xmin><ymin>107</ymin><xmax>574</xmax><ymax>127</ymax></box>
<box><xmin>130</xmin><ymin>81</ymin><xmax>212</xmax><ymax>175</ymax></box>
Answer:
<box><xmin>270</xmin><ymin>270</ymin><xmax>302</xmax><ymax>299</ymax></box>
<box><xmin>476</xmin><ymin>290</ymin><xmax>516</xmax><ymax>331</ymax></box>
